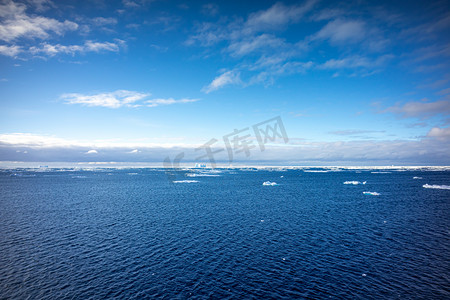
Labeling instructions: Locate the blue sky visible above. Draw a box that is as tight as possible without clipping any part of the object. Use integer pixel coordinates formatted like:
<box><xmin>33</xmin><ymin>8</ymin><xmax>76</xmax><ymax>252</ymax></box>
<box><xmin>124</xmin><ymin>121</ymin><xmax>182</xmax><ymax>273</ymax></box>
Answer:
<box><xmin>0</xmin><ymin>0</ymin><xmax>449</xmax><ymax>165</ymax></box>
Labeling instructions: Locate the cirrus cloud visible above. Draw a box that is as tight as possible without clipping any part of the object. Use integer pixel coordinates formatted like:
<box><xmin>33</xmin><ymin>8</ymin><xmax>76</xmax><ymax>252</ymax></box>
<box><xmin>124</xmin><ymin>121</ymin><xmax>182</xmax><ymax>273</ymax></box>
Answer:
<box><xmin>61</xmin><ymin>90</ymin><xmax>199</xmax><ymax>109</ymax></box>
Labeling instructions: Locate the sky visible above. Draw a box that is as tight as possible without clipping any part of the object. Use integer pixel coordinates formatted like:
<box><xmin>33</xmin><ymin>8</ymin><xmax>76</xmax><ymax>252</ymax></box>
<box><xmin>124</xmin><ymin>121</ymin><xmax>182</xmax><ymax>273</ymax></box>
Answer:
<box><xmin>0</xmin><ymin>0</ymin><xmax>449</xmax><ymax>166</ymax></box>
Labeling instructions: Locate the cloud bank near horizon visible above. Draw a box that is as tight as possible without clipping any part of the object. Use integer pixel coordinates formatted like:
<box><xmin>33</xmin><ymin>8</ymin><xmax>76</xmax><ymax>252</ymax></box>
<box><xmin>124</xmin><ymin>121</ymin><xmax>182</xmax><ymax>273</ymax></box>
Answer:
<box><xmin>1</xmin><ymin>132</ymin><xmax>449</xmax><ymax>165</ymax></box>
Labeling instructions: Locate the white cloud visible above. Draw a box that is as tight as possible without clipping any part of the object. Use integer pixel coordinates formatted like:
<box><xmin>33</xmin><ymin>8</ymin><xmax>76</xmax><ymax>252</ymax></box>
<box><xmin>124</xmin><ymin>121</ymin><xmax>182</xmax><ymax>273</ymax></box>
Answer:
<box><xmin>61</xmin><ymin>90</ymin><xmax>150</xmax><ymax>108</ymax></box>
<box><xmin>1</xmin><ymin>133</ymin><xmax>449</xmax><ymax>165</ymax></box>
<box><xmin>314</xmin><ymin>19</ymin><xmax>366</xmax><ymax>44</ymax></box>
<box><xmin>427</xmin><ymin>127</ymin><xmax>450</xmax><ymax>140</ymax></box>
<box><xmin>0</xmin><ymin>1</ymin><xmax>78</xmax><ymax>42</ymax></box>
<box><xmin>0</xmin><ymin>44</ymin><xmax>22</xmax><ymax>56</ymax></box>
<box><xmin>60</xmin><ymin>90</ymin><xmax>198</xmax><ymax>108</ymax></box>
<box><xmin>318</xmin><ymin>55</ymin><xmax>393</xmax><ymax>70</ymax></box>
<box><xmin>201</xmin><ymin>3</ymin><xmax>219</xmax><ymax>16</ymax></box>
<box><xmin>27</xmin><ymin>0</ymin><xmax>55</xmax><ymax>12</ymax></box>
<box><xmin>202</xmin><ymin>70</ymin><xmax>242</xmax><ymax>93</ymax></box>
<box><xmin>384</xmin><ymin>100</ymin><xmax>450</xmax><ymax>119</ymax></box>
<box><xmin>92</xmin><ymin>17</ymin><xmax>117</xmax><ymax>27</ymax></box>
<box><xmin>228</xmin><ymin>34</ymin><xmax>284</xmax><ymax>56</ymax></box>
<box><xmin>145</xmin><ymin>98</ymin><xmax>199</xmax><ymax>107</ymax></box>
<box><xmin>245</xmin><ymin>0</ymin><xmax>317</xmax><ymax>32</ymax></box>
<box><xmin>28</xmin><ymin>40</ymin><xmax>124</xmax><ymax>56</ymax></box>
<box><xmin>330</xmin><ymin>130</ymin><xmax>385</xmax><ymax>136</ymax></box>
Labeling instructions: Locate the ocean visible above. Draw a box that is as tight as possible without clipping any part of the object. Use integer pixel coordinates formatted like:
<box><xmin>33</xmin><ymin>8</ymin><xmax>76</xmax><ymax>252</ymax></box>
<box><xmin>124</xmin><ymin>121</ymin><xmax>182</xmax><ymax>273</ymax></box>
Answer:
<box><xmin>1</xmin><ymin>167</ymin><xmax>449</xmax><ymax>299</ymax></box>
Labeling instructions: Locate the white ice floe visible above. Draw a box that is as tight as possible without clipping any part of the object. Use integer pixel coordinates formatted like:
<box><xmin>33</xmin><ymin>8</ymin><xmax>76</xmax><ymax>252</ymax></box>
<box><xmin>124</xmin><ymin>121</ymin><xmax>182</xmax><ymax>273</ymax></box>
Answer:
<box><xmin>413</xmin><ymin>177</ymin><xmax>422</xmax><ymax>179</ymax></box>
<box><xmin>423</xmin><ymin>184</ymin><xmax>450</xmax><ymax>190</ymax></box>
<box><xmin>262</xmin><ymin>181</ymin><xmax>278</xmax><ymax>186</ymax></box>
<box><xmin>186</xmin><ymin>173</ymin><xmax>220</xmax><ymax>177</ymax></box>
<box><xmin>173</xmin><ymin>180</ymin><xmax>199</xmax><ymax>183</ymax></box>
<box><xmin>363</xmin><ymin>191</ymin><xmax>380</xmax><ymax>196</ymax></box>
<box><xmin>343</xmin><ymin>181</ymin><xmax>366</xmax><ymax>185</ymax></box>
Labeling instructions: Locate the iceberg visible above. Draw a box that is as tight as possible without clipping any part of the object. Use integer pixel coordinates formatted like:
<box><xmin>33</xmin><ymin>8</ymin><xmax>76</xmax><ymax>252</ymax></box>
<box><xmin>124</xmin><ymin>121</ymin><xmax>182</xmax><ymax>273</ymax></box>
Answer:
<box><xmin>423</xmin><ymin>184</ymin><xmax>450</xmax><ymax>190</ymax></box>
<box><xmin>262</xmin><ymin>181</ymin><xmax>278</xmax><ymax>186</ymax></box>
<box><xmin>173</xmin><ymin>180</ymin><xmax>199</xmax><ymax>183</ymax></box>
<box><xmin>363</xmin><ymin>191</ymin><xmax>380</xmax><ymax>196</ymax></box>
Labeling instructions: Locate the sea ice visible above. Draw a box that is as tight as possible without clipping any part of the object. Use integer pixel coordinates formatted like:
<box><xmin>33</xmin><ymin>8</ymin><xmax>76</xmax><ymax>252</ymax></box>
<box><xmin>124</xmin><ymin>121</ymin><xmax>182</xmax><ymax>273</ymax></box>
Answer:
<box><xmin>422</xmin><ymin>184</ymin><xmax>450</xmax><ymax>190</ymax></box>
<box><xmin>363</xmin><ymin>191</ymin><xmax>380</xmax><ymax>196</ymax></box>
<box><xmin>262</xmin><ymin>181</ymin><xmax>278</xmax><ymax>186</ymax></box>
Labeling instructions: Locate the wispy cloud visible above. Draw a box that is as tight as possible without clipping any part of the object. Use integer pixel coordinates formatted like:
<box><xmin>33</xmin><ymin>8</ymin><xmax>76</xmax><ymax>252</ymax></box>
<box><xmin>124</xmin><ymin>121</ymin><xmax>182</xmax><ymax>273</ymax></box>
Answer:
<box><xmin>244</xmin><ymin>0</ymin><xmax>318</xmax><ymax>32</ymax></box>
<box><xmin>318</xmin><ymin>54</ymin><xmax>394</xmax><ymax>70</ymax></box>
<box><xmin>201</xmin><ymin>3</ymin><xmax>219</xmax><ymax>17</ymax></box>
<box><xmin>0</xmin><ymin>0</ymin><xmax>78</xmax><ymax>42</ymax></box>
<box><xmin>227</xmin><ymin>33</ymin><xmax>285</xmax><ymax>57</ymax></box>
<box><xmin>0</xmin><ymin>40</ymin><xmax>125</xmax><ymax>57</ymax></box>
<box><xmin>145</xmin><ymin>98</ymin><xmax>199</xmax><ymax>107</ymax></box>
<box><xmin>427</xmin><ymin>127</ymin><xmax>450</xmax><ymax>141</ymax></box>
<box><xmin>61</xmin><ymin>90</ymin><xmax>198</xmax><ymax>108</ymax></box>
<box><xmin>202</xmin><ymin>70</ymin><xmax>242</xmax><ymax>93</ymax></box>
<box><xmin>314</xmin><ymin>19</ymin><xmax>366</xmax><ymax>44</ymax></box>
<box><xmin>61</xmin><ymin>90</ymin><xmax>150</xmax><ymax>108</ymax></box>
<box><xmin>29</xmin><ymin>40</ymin><xmax>125</xmax><ymax>56</ymax></box>
<box><xmin>187</xmin><ymin>1</ymin><xmax>397</xmax><ymax>91</ymax></box>
<box><xmin>384</xmin><ymin>100</ymin><xmax>450</xmax><ymax>119</ymax></box>
<box><xmin>330</xmin><ymin>130</ymin><xmax>385</xmax><ymax>136</ymax></box>
<box><xmin>0</xmin><ymin>44</ymin><xmax>22</xmax><ymax>57</ymax></box>
<box><xmin>1</xmin><ymin>132</ymin><xmax>449</xmax><ymax>165</ymax></box>
<box><xmin>0</xmin><ymin>1</ymin><xmax>127</xmax><ymax>59</ymax></box>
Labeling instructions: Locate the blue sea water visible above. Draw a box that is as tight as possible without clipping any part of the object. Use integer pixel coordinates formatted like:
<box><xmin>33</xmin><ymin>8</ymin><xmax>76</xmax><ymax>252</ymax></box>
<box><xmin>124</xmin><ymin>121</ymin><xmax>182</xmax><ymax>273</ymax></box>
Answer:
<box><xmin>0</xmin><ymin>167</ymin><xmax>449</xmax><ymax>299</ymax></box>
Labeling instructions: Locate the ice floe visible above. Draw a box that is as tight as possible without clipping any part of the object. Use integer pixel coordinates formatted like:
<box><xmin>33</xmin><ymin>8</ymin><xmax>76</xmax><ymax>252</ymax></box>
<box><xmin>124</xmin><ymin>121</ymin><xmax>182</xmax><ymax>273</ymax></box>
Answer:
<box><xmin>343</xmin><ymin>181</ymin><xmax>366</xmax><ymax>185</ymax></box>
<box><xmin>422</xmin><ymin>184</ymin><xmax>450</xmax><ymax>190</ymax></box>
<box><xmin>262</xmin><ymin>181</ymin><xmax>278</xmax><ymax>186</ymax></box>
<box><xmin>186</xmin><ymin>173</ymin><xmax>220</xmax><ymax>177</ymax></box>
<box><xmin>363</xmin><ymin>191</ymin><xmax>380</xmax><ymax>196</ymax></box>
<box><xmin>173</xmin><ymin>180</ymin><xmax>199</xmax><ymax>183</ymax></box>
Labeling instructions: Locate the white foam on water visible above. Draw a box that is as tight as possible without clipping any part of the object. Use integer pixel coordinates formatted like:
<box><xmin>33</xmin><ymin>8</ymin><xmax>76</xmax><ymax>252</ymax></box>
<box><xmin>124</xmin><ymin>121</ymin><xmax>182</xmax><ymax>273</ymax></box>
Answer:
<box><xmin>423</xmin><ymin>184</ymin><xmax>450</xmax><ymax>190</ymax></box>
<box><xmin>72</xmin><ymin>175</ymin><xmax>87</xmax><ymax>179</ymax></box>
<box><xmin>371</xmin><ymin>172</ymin><xmax>392</xmax><ymax>174</ymax></box>
<box><xmin>413</xmin><ymin>177</ymin><xmax>423</xmax><ymax>179</ymax></box>
<box><xmin>363</xmin><ymin>191</ymin><xmax>380</xmax><ymax>196</ymax></box>
<box><xmin>343</xmin><ymin>181</ymin><xmax>366</xmax><ymax>185</ymax></box>
<box><xmin>262</xmin><ymin>181</ymin><xmax>278</xmax><ymax>186</ymax></box>
<box><xmin>173</xmin><ymin>180</ymin><xmax>199</xmax><ymax>183</ymax></box>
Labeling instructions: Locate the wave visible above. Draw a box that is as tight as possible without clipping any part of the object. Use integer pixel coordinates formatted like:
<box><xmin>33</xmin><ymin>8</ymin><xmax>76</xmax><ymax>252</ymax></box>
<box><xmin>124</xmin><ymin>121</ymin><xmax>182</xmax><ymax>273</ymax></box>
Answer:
<box><xmin>423</xmin><ymin>184</ymin><xmax>450</xmax><ymax>190</ymax></box>
<box><xmin>363</xmin><ymin>191</ymin><xmax>380</xmax><ymax>196</ymax></box>
<box><xmin>173</xmin><ymin>180</ymin><xmax>199</xmax><ymax>183</ymax></box>
<box><xmin>371</xmin><ymin>172</ymin><xmax>391</xmax><ymax>174</ymax></box>
<box><xmin>263</xmin><ymin>181</ymin><xmax>278</xmax><ymax>186</ymax></box>
<box><xmin>413</xmin><ymin>177</ymin><xmax>422</xmax><ymax>179</ymax></box>
<box><xmin>344</xmin><ymin>181</ymin><xmax>366</xmax><ymax>185</ymax></box>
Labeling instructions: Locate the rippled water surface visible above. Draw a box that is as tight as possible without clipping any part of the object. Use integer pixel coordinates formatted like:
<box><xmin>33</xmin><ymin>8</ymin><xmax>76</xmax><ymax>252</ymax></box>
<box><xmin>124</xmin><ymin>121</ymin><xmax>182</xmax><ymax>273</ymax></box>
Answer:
<box><xmin>1</xmin><ymin>168</ymin><xmax>449</xmax><ymax>299</ymax></box>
